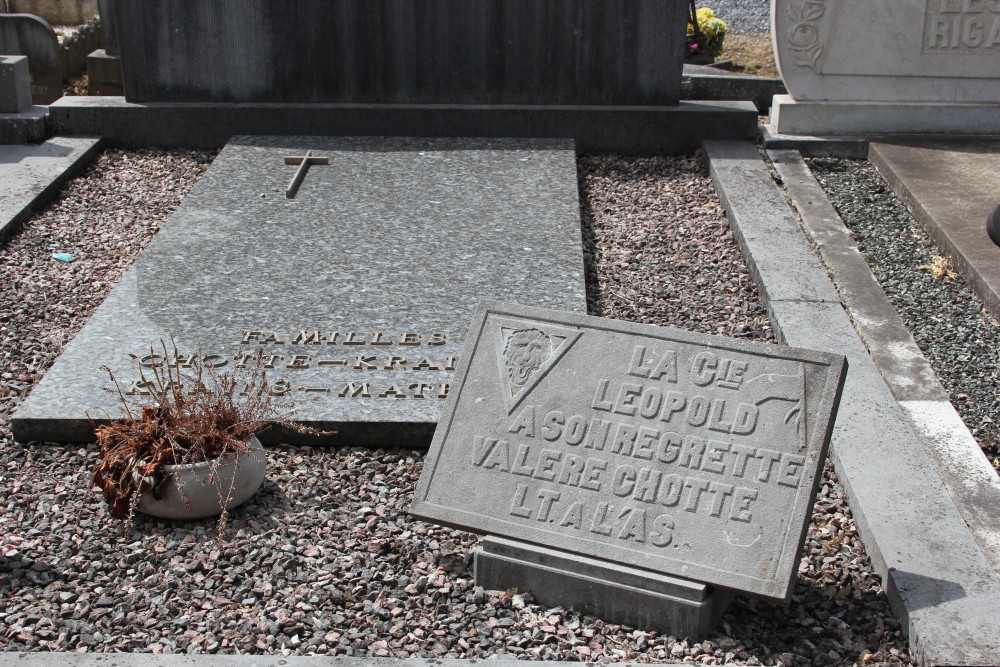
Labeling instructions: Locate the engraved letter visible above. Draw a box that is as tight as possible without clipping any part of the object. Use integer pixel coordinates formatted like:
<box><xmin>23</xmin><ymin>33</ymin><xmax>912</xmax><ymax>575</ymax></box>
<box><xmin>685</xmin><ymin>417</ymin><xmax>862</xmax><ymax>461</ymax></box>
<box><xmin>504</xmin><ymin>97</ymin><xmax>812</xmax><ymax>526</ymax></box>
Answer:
<box><xmin>650</xmin><ymin>514</ymin><xmax>675</xmax><ymax>547</ymax></box>
<box><xmin>508</xmin><ymin>405</ymin><xmax>536</xmax><ymax>437</ymax></box>
<box><xmin>510</xmin><ymin>483</ymin><xmax>533</xmax><ymax>518</ymax></box>
<box><xmin>592</xmin><ymin>379</ymin><xmax>614</xmax><ymax>412</ymax></box>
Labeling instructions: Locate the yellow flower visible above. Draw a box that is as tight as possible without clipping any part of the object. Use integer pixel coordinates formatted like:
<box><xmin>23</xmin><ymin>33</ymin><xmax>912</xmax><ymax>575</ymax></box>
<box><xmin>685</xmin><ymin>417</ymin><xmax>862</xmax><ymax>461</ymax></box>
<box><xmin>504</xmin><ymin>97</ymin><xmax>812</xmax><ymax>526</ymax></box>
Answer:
<box><xmin>687</xmin><ymin>6</ymin><xmax>728</xmax><ymax>40</ymax></box>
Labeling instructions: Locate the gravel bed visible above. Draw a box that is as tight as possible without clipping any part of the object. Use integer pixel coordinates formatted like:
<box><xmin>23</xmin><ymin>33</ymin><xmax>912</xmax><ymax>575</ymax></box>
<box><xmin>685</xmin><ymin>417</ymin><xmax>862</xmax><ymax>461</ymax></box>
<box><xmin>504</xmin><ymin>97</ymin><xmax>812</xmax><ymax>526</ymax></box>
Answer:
<box><xmin>807</xmin><ymin>159</ymin><xmax>1000</xmax><ymax>468</ymax></box>
<box><xmin>0</xmin><ymin>151</ymin><xmax>912</xmax><ymax>663</ymax></box>
<box><xmin>696</xmin><ymin>0</ymin><xmax>771</xmax><ymax>35</ymax></box>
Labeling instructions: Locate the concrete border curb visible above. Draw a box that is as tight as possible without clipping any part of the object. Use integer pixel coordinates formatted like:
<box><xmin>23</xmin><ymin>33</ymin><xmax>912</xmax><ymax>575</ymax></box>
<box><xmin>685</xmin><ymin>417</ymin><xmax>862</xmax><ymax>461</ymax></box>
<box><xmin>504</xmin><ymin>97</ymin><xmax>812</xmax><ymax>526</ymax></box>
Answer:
<box><xmin>0</xmin><ymin>136</ymin><xmax>102</xmax><ymax>244</ymax></box>
<box><xmin>769</xmin><ymin>149</ymin><xmax>1000</xmax><ymax>575</ymax></box>
<box><xmin>704</xmin><ymin>140</ymin><xmax>1000</xmax><ymax>667</ymax></box>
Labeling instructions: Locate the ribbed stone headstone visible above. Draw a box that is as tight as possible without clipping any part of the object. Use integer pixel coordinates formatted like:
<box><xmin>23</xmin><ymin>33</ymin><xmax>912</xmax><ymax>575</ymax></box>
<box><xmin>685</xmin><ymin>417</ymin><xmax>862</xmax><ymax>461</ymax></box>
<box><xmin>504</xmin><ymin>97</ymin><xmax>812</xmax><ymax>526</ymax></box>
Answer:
<box><xmin>111</xmin><ymin>0</ymin><xmax>685</xmax><ymax>105</ymax></box>
<box><xmin>12</xmin><ymin>137</ymin><xmax>586</xmax><ymax>445</ymax></box>
<box><xmin>411</xmin><ymin>302</ymin><xmax>847</xmax><ymax>601</ymax></box>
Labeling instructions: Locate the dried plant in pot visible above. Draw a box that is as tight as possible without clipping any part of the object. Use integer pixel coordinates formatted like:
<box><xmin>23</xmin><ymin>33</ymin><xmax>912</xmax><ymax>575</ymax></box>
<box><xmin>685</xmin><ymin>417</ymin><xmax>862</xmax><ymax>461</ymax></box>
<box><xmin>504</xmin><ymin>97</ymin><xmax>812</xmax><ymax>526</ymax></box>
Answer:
<box><xmin>92</xmin><ymin>343</ymin><xmax>320</xmax><ymax>536</ymax></box>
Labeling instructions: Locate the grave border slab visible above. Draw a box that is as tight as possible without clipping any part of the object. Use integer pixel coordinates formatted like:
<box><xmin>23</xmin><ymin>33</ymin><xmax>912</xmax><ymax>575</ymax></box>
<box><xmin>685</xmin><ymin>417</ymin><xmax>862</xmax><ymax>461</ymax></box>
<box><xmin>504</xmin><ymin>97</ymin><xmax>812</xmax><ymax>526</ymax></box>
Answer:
<box><xmin>45</xmin><ymin>97</ymin><xmax>758</xmax><ymax>155</ymax></box>
<box><xmin>705</xmin><ymin>139</ymin><xmax>1000</xmax><ymax>666</ymax></box>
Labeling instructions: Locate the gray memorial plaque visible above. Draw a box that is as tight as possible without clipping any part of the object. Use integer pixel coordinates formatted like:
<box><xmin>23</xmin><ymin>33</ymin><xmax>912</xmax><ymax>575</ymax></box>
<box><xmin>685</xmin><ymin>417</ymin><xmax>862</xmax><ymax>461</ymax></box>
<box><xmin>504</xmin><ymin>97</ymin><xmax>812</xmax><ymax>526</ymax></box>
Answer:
<box><xmin>411</xmin><ymin>302</ymin><xmax>847</xmax><ymax>601</ymax></box>
<box><xmin>12</xmin><ymin>137</ymin><xmax>586</xmax><ymax>444</ymax></box>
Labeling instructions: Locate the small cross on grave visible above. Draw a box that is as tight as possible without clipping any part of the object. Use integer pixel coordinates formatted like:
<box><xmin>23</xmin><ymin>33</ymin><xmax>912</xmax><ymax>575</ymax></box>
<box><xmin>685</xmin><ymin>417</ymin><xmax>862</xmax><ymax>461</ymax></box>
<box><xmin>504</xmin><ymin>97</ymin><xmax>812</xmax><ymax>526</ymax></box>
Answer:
<box><xmin>283</xmin><ymin>150</ymin><xmax>329</xmax><ymax>199</ymax></box>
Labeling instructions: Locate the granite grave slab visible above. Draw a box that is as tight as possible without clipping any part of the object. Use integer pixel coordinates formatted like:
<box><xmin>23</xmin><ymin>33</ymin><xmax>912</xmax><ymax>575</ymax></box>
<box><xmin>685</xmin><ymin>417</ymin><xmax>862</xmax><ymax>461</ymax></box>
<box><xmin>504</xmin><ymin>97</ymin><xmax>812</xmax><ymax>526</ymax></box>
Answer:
<box><xmin>12</xmin><ymin>137</ymin><xmax>587</xmax><ymax>445</ymax></box>
<box><xmin>411</xmin><ymin>302</ymin><xmax>847</xmax><ymax>602</ymax></box>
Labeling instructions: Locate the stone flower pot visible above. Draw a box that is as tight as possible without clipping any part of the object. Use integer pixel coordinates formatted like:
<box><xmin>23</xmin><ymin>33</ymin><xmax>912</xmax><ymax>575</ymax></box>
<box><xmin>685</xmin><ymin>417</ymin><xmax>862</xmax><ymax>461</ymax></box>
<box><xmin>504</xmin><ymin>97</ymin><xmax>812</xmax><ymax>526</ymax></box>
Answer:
<box><xmin>137</xmin><ymin>437</ymin><xmax>266</xmax><ymax>520</ymax></box>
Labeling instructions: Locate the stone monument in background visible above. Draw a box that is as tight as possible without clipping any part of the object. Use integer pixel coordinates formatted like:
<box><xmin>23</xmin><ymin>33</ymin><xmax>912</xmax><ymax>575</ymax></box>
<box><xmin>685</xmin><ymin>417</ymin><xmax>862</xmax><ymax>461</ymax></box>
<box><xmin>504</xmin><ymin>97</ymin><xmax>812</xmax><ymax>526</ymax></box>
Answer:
<box><xmin>770</xmin><ymin>0</ymin><xmax>1000</xmax><ymax>135</ymax></box>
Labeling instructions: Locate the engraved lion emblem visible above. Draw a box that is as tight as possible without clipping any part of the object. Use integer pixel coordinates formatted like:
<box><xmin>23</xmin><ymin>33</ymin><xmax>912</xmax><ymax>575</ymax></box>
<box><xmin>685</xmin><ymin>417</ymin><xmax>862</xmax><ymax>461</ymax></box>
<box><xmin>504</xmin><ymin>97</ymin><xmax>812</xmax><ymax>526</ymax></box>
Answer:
<box><xmin>504</xmin><ymin>328</ymin><xmax>550</xmax><ymax>386</ymax></box>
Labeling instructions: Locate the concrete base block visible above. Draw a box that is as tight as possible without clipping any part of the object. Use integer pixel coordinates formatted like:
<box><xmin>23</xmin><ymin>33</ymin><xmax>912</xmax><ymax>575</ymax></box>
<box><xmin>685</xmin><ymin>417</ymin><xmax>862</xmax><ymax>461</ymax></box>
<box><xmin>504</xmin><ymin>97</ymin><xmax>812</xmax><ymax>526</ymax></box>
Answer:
<box><xmin>46</xmin><ymin>96</ymin><xmax>758</xmax><ymax>154</ymax></box>
<box><xmin>771</xmin><ymin>95</ymin><xmax>1000</xmax><ymax>136</ymax></box>
<box><xmin>0</xmin><ymin>55</ymin><xmax>33</xmax><ymax>113</ymax></box>
<box><xmin>474</xmin><ymin>537</ymin><xmax>732</xmax><ymax>638</ymax></box>
<box><xmin>86</xmin><ymin>49</ymin><xmax>123</xmax><ymax>96</ymax></box>
<box><xmin>0</xmin><ymin>106</ymin><xmax>47</xmax><ymax>144</ymax></box>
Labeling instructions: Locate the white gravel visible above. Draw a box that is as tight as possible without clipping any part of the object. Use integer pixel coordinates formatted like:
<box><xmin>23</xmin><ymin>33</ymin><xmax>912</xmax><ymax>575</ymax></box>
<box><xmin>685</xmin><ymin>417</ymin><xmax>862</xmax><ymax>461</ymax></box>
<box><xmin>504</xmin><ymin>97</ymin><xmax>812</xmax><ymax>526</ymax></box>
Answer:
<box><xmin>696</xmin><ymin>0</ymin><xmax>771</xmax><ymax>34</ymax></box>
<box><xmin>0</xmin><ymin>149</ymin><xmax>913</xmax><ymax>664</ymax></box>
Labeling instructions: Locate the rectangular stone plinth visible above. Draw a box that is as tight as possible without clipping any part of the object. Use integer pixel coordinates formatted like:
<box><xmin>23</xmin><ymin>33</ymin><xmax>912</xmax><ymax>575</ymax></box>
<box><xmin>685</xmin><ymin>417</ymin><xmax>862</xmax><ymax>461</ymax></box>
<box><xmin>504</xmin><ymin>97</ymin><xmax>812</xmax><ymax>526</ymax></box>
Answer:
<box><xmin>45</xmin><ymin>97</ymin><xmax>759</xmax><ymax>154</ymax></box>
<box><xmin>475</xmin><ymin>536</ymin><xmax>732</xmax><ymax>638</ymax></box>
<box><xmin>12</xmin><ymin>137</ymin><xmax>587</xmax><ymax>445</ymax></box>
<box><xmin>771</xmin><ymin>95</ymin><xmax>1000</xmax><ymax>136</ymax></box>
<box><xmin>412</xmin><ymin>302</ymin><xmax>847</xmax><ymax>601</ymax></box>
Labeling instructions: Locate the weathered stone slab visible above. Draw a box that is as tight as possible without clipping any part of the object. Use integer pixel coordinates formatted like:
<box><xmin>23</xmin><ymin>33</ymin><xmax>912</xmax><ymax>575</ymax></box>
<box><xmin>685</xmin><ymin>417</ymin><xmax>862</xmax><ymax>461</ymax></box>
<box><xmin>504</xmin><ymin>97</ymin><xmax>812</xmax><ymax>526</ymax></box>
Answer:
<box><xmin>0</xmin><ymin>13</ymin><xmax>61</xmax><ymax>104</ymax></box>
<box><xmin>411</xmin><ymin>302</ymin><xmax>847</xmax><ymax>601</ymax></box>
<box><xmin>0</xmin><ymin>137</ymin><xmax>102</xmax><ymax>243</ymax></box>
<box><xmin>12</xmin><ymin>137</ymin><xmax>586</xmax><ymax>445</ymax></box>
<box><xmin>111</xmin><ymin>0</ymin><xmax>685</xmax><ymax>105</ymax></box>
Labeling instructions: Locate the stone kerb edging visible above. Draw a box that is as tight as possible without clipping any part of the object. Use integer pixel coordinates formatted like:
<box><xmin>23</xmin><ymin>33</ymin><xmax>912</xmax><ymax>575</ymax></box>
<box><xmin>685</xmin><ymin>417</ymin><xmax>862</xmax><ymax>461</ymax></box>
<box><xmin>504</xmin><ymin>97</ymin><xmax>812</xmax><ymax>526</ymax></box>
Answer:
<box><xmin>704</xmin><ymin>140</ymin><xmax>1000</xmax><ymax>666</ymax></box>
<box><xmin>769</xmin><ymin>148</ymin><xmax>1000</xmax><ymax>575</ymax></box>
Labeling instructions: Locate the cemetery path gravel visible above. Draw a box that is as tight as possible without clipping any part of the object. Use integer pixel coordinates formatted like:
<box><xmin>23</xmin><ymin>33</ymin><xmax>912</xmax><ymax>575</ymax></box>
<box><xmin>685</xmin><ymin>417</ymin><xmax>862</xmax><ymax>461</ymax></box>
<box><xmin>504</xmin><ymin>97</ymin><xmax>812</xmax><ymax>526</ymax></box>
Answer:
<box><xmin>697</xmin><ymin>0</ymin><xmax>771</xmax><ymax>34</ymax></box>
<box><xmin>0</xmin><ymin>150</ymin><xmax>912</xmax><ymax>664</ymax></box>
<box><xmin>808</xmin><ymin>158</ymin><xmax>1000</xmax><ymax>468</ymax></box>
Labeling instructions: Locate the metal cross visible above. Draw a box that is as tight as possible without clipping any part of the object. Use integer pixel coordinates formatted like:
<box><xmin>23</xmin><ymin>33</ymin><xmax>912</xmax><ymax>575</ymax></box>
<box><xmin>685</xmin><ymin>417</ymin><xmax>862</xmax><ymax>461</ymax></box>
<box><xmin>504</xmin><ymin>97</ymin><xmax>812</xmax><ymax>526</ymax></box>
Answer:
<box><xmin>283</xmin><ymin>150</ymin><xmax>329</xmax><ymax>199</ymax></box>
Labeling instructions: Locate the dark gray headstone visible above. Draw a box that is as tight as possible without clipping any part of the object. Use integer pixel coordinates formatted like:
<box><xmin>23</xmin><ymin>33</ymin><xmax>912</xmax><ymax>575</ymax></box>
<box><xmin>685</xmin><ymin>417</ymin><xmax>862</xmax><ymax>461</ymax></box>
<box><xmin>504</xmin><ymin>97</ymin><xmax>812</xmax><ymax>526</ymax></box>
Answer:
<box><xmin>12</xmin><ymin>137</ymin><xmax>587</xmax><ymax>445</ymax></box>
<box><xmin>0</xmin><ymin>13</ymin><xmax>61</xmax><ymax>104</ymax></box>
<box><xmin>0</xmin><ymin>55</ymin><xmax>32</xmax><ymax>112</ymax></box>
<box><xmin>96</xmin><ymin>0</ymin><xmax>118</xmax><ymax>56</ymax></box>
<box><xmin>111</xmin><ymin>0</ymin><xmax>685</xmax><ymax>105</ymax></box>
<box><xmin>411</xmin><ymin>302</ymin><xmax>847</xmax><ymax>602</ymax></box>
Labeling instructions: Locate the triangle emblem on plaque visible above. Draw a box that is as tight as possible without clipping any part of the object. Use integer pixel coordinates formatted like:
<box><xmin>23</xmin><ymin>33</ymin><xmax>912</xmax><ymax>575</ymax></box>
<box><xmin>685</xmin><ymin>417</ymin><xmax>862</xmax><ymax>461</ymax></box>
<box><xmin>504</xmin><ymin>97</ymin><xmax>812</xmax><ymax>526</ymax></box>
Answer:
<box><xmin>493</xmin><ymin>318</ymin><xmax>582</xmax><ymax>414</ymax></box>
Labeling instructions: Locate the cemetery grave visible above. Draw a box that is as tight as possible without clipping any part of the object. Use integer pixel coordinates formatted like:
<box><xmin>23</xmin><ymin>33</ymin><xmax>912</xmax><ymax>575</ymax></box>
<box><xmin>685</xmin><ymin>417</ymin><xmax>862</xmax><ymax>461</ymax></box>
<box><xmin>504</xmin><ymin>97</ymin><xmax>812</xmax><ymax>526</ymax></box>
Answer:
<box><xmin>0</xmin><ymin>149</ymin><xmax>915</xmax><ymax>663</ymax></box>
<box><xmin>3</xmin><ymin>0</ymin><xmax>1000</xmax><ymax>664</ymax></box>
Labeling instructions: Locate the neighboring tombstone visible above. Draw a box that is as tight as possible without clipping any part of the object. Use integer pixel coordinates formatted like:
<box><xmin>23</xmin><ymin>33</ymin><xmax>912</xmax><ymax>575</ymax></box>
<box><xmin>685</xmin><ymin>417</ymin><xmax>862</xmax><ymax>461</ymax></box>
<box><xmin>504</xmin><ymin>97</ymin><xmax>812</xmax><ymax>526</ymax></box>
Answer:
<box><xmin>0</xmin><ymin>13</ymin><xmax>61</xmax><ymax>104</ymax></box>
<box><xmin>88</xmin><ymin>0</ymin><xmax>122</xmax><ymax>95</ymax></box>
<box><xmin>109</xmin><ymin>0</ymin><xmax>686</xmax><ymax>105</ymax></box>
<box><xmin>96</xmin><ymin>0</ymin><xmax>117</xmax><ymax>56</ymax></box>
<box><xmin>87</xmin><ymin>48</ymin><xmax>122</xmax><ymax>95</ymax></box>
<box><xmin>12</xmin><ymin>136</ymin><xmax>588</xmax><ymax>445</ymax></box>
<box><xmin>411</xmin><ymin>302</ymin><xmax>847</xmax><ymax>635</ymax></box>
<box><xmin>770</xmin><ymin>0</ymin><xmax>1000</xmax><ymax>135</ymax></box>
<box><xmin>0</xmin><ymin>55</ymin><xmax>32</xmax><ymax>113</ymax></box>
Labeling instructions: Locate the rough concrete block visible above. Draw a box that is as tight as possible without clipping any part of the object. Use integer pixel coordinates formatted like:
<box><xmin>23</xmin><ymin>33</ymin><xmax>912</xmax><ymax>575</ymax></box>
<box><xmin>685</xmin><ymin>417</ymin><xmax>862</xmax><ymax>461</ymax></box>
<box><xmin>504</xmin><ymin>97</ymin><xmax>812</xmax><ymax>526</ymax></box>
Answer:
<box><xmin>86</xmin><ymin>49</ymin><xmax>123</xmax><ymax>96</ymax></box>
<box><xmin>0</xmin><ymin>105</ymin><xmax>46</xmax><ymax>144</ymax></box>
